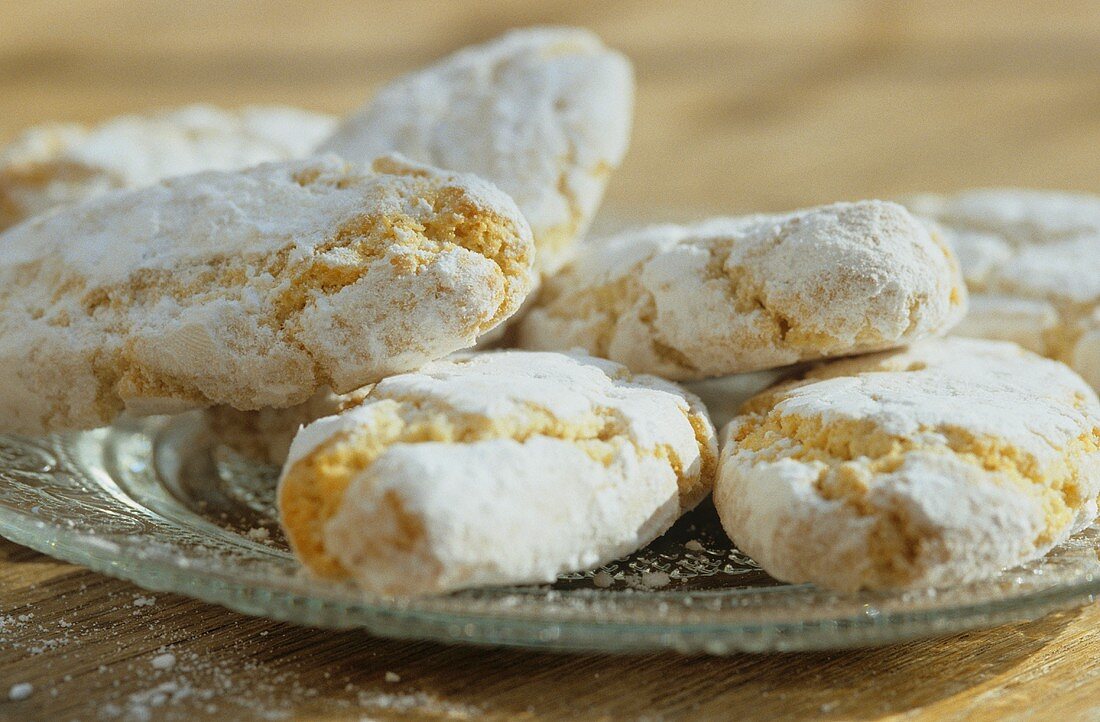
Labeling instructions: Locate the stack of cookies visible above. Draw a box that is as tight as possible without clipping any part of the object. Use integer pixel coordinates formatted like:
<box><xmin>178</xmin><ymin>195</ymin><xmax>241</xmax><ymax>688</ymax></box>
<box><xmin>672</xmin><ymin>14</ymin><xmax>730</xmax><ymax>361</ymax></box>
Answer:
<box><xmin>2</xmin><ymin>28</ymin><xmax>1098</xmax><ymax>597</ymax></box>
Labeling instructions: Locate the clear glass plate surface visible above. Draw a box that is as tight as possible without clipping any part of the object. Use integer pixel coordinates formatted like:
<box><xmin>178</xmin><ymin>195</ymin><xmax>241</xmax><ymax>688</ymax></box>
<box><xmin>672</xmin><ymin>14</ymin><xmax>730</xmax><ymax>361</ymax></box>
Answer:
<box><xmin>0</xmin><ymin>413</ymin><xmax>1097</xmax><ymax>654</ymax></box>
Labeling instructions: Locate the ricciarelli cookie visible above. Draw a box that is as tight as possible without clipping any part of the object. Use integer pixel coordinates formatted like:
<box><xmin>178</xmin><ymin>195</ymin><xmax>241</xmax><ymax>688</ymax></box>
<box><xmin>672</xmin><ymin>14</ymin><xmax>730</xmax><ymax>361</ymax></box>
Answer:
<box><xmin>319</xmin><ymin>27</ymin><xmax>633</xmax><ymax>277</ymax></box>
<box><xmin>714</xmin><ymin>338</ymin><xmax>1100</xmax><ymax>591</ymax></box>
<box><xmin>0</xmin><ymin>104</ymin><xmax>336</xmax><ymax>229</ymax></box>
<box><xmin>278</xmin><ymin>350</ymin><xmax>716</xmax><ymax>595</ymax></box>
<box><xmin>518</xmin><ymin>201</ymin><xmax>967</xmax><ymax>379</ymax></box>
<box><xmin>0</xmin><ymin>154</ymin><xmax>533</xmax><ymax>434</ymax></box>
<box><xmin>905</xmin><ymin>189</ymin><xmax>1100</xmax><ymax>389</ymax></box>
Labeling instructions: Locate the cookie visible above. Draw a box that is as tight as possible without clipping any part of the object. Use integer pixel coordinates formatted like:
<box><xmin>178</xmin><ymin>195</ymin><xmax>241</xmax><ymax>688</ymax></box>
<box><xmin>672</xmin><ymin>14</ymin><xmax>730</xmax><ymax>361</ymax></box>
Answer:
<box><xmin>905</xmin><ymin>189</ymin><xmax>1100</xmax><ymax>389</ymax></box>
<box><xmin>0</xmin><ymin>104</ymin><xmax>336</xmax><ymax>229</ymax></box>
<box><xmin>713</xmin><ymin>338</ymin><xmax>1100</xmax><ymax>591</ymax></box>
<box><xmin>278</xmin><ymin>350</ymin><xmax>716</xmax><ymax>595</ymax></box>
<box><xmin>319</xmin><ymin>27</ymin><xmax>633</xmax><ymax>277</ymax></box>
<box><xmin>0</xmin><ymin>154</ymin><xmax>534</xmax><ymax>434</ymax></box>
<box><xmin>518</xmin><ymin>201</ymin><xmax>967</xmax><ymax>379</ymax></box>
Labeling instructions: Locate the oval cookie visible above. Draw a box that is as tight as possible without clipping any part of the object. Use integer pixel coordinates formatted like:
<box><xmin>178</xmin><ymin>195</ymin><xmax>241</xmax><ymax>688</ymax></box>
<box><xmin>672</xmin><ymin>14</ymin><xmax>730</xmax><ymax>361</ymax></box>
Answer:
<box><xmin>319</xmin><ymin>27</ymin><xmax>633</xmax><ymax>277</ymax></box>
<box><xmin>0</xmin><ymin>104</ymin><xmax>336</xmax><ymax>230</ymax></box>
<box><xmin>0</xmin><ymin>154</ymin><xmax>534</xmax><ymax>434</ymax></box>
<box><xmin>714</xmin><ymin>338</ymin><xmax>1100</xmax><ymax>591</ymax></box>
<box><xmin>278</xmin><ymin>350</ymin><xmax>716</xmax><ymax>595</ymax></box>
<box><xmin>518</xmin><ymin>201</ymin><xmax>967</xmax><ymax>379</ymax></box>
<box><xmin>905</xmin><ymin>188</ymin><xmax>1100</xmax><ymax>389</ymax></box>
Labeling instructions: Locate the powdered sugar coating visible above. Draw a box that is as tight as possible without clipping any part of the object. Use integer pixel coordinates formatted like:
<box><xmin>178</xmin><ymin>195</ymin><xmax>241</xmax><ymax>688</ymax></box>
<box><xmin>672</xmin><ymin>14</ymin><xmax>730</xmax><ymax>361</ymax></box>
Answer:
<box><xmin>714</xmin><ymin>338</ymin><xmax>1100</xmax><ymax>591</ymax></box>
<box><xmin>0</xmin><ymin>104</ymin><xmax>335</xmax><ymax>229</ymax></box>
<box><xmin>0</xmin><ymin>155</ymin><xmax>534</xmax><ymax>434</ymax></box>
<box><xmin>518</xmin><ymin>201</ymin><xmax>967</xmax><ymax>379</ymax></box>
<box><xmin>279</xmin><ymin>350</ymin><xmax>716</xmax><ymax>595</ymax></box>
<box><xmin>319</xmin><ymin>27</ymin><xmax>633</xmax><ymax>277</ymax></box>
<box><xmin>906</xmin><ymin>188</ymin><xmax>1100</xmax><ymax>389</ymax></box>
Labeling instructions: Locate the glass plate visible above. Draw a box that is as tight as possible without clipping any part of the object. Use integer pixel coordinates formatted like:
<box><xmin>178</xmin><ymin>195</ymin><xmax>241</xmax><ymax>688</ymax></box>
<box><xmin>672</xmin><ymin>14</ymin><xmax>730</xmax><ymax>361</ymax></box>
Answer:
<box><xmin>0</xmin><ymin>412</ymin><xmax>1097</xmax><ymax>654</ymax></box>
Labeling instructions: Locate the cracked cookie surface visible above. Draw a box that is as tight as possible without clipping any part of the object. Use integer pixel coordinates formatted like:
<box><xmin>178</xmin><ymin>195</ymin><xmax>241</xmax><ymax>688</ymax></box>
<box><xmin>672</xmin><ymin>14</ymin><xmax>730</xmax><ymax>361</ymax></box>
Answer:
<box><xmin>518</xmin><ymin>201</ymin><xmax>967</xmax><ymax>379</ymax></box>
<box><xmin>278</xmin><ymin>350</ymin><xmax>717</xmax><ymax>595</ymax></box>
<box><xmin>905</xmin><ymin>188</ymin><xmax>1100</xmax><ymax>390</ymax></box>
<box><xmin>319</xmin><ymin>27</ymin><xmax>633</xmax><ymax>278</ymax></box>
<box><xmin>0</xmin><ymin>104</ymin><xmax>335</xmax><ymax>230</ymax></box>
<box><xmin>0</xmin><ymin>154</ymin><xmax>534</xmax><ymax>434</ymax></box>
<box><xmin>714</xmin><ymin>338</ymin><xmax>1100</xmax><ymax>591</ymax></box>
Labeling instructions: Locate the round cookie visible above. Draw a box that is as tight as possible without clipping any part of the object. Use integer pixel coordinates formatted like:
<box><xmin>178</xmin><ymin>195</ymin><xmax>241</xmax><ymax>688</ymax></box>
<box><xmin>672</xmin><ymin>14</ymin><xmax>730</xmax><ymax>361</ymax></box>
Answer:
<box><xmin>278</xmin><ymin>350</ymin><xmax>717</xmax><ymax>595</ymax></box>
<box><xmin>905</xmin><ymin>188</ymin><xmax>1100</xmax><ymax>390</ymax></box>
<box><xmin>0</xmin><ymin>104</ymin><xmax>336</xmax><ymax>230</ymax></box>
<box><xmin>518</xmin><ymin>201</ymin><xmax>967</xmax><ymax>379</ymax></box>
<box><xmin>319</xmin><ymin>26</ymin><xmax>633</xmax><ymax>277</ymax></box>
<box><xmin>0</xmin><ymin>154</ymin><xmax>534</xmax><ymax>434</ymax></box>
<box><xmin>714</xmin><ymin>338</ymin><xmax>1100</xmax><ymax>591</ymax></box>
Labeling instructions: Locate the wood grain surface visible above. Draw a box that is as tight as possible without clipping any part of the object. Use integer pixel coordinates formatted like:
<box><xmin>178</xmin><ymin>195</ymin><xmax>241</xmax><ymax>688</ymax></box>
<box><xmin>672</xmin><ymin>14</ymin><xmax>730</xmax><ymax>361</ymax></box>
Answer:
<box><xmin>3</xmin><ymin>1</ymin><xmax>1100</xmax><ymax>720</ymax></box>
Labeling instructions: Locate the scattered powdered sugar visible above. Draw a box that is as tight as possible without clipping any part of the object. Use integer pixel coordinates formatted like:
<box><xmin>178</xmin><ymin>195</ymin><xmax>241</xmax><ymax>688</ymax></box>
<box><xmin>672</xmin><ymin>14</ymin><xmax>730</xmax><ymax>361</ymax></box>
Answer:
<box><xmin>357</xmin><ymin>690</ymin><xmax>480</xmax><ymax>719</ymax></box>
<box><xmin>591</xmin><ymin>570</ymin><xmax>614</xmax><ymax>588</ymax></box>
<box><xmin>2</xmin><ymin>574</ymin><xmax>485</xmax><ymax>721</ymax></box>
<box><xmin>245</xmin><ymin>527</ymin><xmax>271</xmax><ymax>541</ymax></box>
<box><xmin>639</xmin><ymin>571</ymin><xmax>671</xmax><ymax>589</ymax></box>
<box><xmin>105</xmin><ymin>680</ymin><xmax>205</xmax><ymax>720</ymax></box>
<box><xmin>614</xmin><ymin>570</ymin><xmax>673</xmax><ymax>591</ymax></box>
<box><xmin>1</xmin><ymin>608</ymin><xmax>79</xmax><ymax>656</ymax></box>
<box><xmin>8</xmin><ymin>682</ymin><xmax>33</xmax><ymax>701</ymax></box>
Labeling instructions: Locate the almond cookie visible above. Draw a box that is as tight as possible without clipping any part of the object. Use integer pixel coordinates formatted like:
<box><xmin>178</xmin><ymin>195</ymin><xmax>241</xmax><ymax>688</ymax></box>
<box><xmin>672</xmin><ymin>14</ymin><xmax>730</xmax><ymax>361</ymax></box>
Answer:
<box><xmin>518</xmin><ymin>201</ymin><xmax>967</xmax><ymax>379</ymax></box>
<box><xmin>0</xmin><ymin>104</ymin><xmax>336</xmax><ymax>229</ymax></box>
<box><xmin>319</xmin><ymin>27</ymin><xmax>633</xmax><ymax>277</ymax></box>
<box><xmin>278</xmin><ymin>350</ymin><xmax>716</xmax><ymax>595</ymax></box>
<box><xmin>714</xmin><ymin>338</ymin><xmax>1100</xmax><ymax>591</ymax></box>
<box><xmin>905</xmin><ymin>189</ymin><xmax>1100</xmax><ymax>389</ymax></box>
<box><xmin>0</xmin><ymin>155</ymin><xmax>533</xmax><ymax>434</ymax></box>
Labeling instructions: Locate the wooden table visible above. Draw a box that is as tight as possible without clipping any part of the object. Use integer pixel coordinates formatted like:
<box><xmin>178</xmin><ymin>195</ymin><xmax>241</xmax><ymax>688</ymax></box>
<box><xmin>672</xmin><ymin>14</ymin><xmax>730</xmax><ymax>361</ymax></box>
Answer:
<box><xmin>3</xmin><ymin>2</ymin><xmax>1100</xmax><ymax>719</ymax></box>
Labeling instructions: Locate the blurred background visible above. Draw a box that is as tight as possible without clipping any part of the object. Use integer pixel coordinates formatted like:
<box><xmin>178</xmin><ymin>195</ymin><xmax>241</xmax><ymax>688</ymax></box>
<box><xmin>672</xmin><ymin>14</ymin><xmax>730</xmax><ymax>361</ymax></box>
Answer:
<box><xmin>3</xmin><ymin>0</ymin><xmax>1100</xmax><ymax>215</ymax></box>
